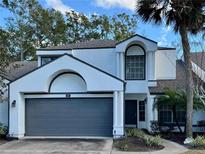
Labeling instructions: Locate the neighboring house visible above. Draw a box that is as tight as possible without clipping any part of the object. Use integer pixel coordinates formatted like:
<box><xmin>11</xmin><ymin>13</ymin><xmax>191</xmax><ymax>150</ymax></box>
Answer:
<box><xmin>0</xmin><ymin>34</ymin><xmax>205</xmax><ymax>138</ymax></box>
<box><xmin>0</xmin><ymin>62</ymin><xmax>37</xmax><ymax>127</ymax></box>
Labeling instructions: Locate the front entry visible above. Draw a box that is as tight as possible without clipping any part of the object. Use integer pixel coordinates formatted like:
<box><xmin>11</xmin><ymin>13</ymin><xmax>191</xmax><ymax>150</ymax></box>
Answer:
<box><xmin>125</xmin><ymin>100</ymin><xmax>137</xmax><ymax>127</ymax></box>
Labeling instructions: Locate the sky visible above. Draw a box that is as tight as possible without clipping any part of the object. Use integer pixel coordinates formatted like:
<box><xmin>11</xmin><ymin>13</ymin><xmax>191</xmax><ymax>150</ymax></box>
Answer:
<box><xmin>0</xmin><ymin>0</ymin><xmax>179</xmax><ymax>47</ymax></box>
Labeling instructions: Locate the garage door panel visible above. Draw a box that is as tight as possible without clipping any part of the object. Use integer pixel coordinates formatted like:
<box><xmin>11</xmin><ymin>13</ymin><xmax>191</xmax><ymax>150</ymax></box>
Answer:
<box><xmin>25</xmin><ymin>98</ymin><xmax>113</xmax><ymax>137</ymax></box>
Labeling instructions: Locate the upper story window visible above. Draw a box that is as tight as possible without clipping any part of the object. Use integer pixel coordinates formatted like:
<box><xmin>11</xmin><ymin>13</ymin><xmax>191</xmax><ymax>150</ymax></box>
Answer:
<box><xmin>125</xmin><ymin>45</ymin><xmax>145</xmax><ymax>80</ymax></box>
<box><xmin>41</xmin><ymin>56</ymin><xmax>59</xmax><ymax>65</ymax></box>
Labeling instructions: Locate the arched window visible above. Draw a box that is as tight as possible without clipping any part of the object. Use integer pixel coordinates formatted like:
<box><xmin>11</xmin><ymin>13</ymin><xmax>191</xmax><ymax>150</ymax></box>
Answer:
<box><xmin>125</xmin><ymin>45</ymin><xmax>145</xmax><ymax>80</ymax></box>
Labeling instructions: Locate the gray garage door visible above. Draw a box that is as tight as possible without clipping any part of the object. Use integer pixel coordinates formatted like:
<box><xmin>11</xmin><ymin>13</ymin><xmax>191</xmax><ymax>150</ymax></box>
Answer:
<box><xmin>25</xmin><ymin>98</ymin><xmax>113</xmax><ymax>137</ymax></box>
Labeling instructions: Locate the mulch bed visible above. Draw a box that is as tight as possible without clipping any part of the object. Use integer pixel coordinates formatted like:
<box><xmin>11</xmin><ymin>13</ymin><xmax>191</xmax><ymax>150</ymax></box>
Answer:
<box><xmin>113</xmin><ymin>137</ymin><xmax>164</xmax><ymax>152</ymax></box>
<box><xmin>161</xmin><ymin>132</ymin><xmax>205</xmax><ymax>145</ymax></box>
<box><xmin>0</xmin><ymin>136</ymin><xmax>13</xmax><ymax>145</ymax></box>
<box><xmin>0</xmin><ymin>139</ymin><xmax>8</xmax><ymax>145</ymax></box>
<box><xmin>161</xmin><ymin>133</ymin><xmax>186</xmax><ymax>145</ymax></box>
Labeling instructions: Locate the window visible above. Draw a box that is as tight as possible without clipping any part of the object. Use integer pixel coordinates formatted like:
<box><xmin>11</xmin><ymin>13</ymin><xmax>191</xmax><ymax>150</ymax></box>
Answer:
<box><xmin>159</xmin><ymin>105</ymin><xmax>172</xmax><ymax>123</ymax></box>
<box><xmin>158</xmin><ymin>104</ymin><xmax>185</xmax><ymax>124</ymax></box>
<box><xmin>125</xmin><ymin>45</ymin><xmax>145</xmax><ymax>80</ymax></box>
<box><xmin>139</xmin><ymin>101</ymin><xmax>145</xmax><ymax>121</ymax></box>
<box><xmin>176</xmin><ymin>107</ymin><xmax>186</xmax><ymax>123</ymax></box>
<box><xmin>41</xmin><ymin>56</ymin><xmax>59</xmax><ymax>65</ymax></box>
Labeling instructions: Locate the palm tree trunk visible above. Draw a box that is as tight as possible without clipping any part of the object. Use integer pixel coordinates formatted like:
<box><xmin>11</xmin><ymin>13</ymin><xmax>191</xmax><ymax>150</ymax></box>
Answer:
<box><xmin>179</xmin><ymin>26</ymin><xmax>194</xmax><ymax>138</ymax></box>
<box><xmin>173</xmin><ymin>106</ymin><xmax>183</xmax><ymax>133</ymax></box>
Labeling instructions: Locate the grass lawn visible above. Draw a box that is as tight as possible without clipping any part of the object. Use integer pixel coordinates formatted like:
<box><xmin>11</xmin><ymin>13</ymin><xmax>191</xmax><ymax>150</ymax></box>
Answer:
<box><xmin>181</xmin><ymin>150</ymin><xmax>205</xmax><ymax>154</ymax></box>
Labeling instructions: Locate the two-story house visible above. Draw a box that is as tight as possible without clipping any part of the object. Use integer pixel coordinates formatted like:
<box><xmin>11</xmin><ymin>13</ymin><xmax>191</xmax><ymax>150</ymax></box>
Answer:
<box><xmin>1</xmin><ymin>34</ymin><xmax>205</xmax><ymax>138</ymax></box>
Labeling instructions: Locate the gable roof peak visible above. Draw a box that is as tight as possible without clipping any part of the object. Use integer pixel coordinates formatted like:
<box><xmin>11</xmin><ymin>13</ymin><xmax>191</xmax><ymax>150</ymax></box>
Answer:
<box><xmin>38</xmin><ymin>34</ymin><xmax>159</xmax><ymax>51</ymax></box>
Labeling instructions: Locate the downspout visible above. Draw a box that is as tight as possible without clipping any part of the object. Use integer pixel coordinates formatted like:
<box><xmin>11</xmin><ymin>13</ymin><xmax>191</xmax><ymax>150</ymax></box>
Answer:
<box><xmin>123</xmin><ymin>81</ymin><xmax>126</xmax><ymax>136</ymax></box>
<box><xmin>7</xmin><ymin>84</ymin><xmax>10</xmax><ymax>138</ymax></box>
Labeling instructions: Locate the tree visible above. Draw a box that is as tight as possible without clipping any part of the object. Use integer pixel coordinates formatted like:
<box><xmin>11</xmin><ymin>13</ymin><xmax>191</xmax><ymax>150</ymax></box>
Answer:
<box><xmin>66</xmin><ymin>11</ymin><xmax>137</xmax><ymax>43</ymax></box>
<box><xmin>136</xmin><ymin>0</ymin><xmax>205</xmax><ymax>138</ymax></box>
<box><xmin>1</xmin><ymin>1</ymin><xmax>137</xmax><ymax>60</ymax></box>
<box><xmin>154</xmin><ymin>89</ymin><xmax>205</xmax><ymax>133</ymax></box>
<box><xmin>0</xmin><ymin>28</ymin><xmax>16</xmax><ymax>101</ymax></box>
<box><xmin>1</xmin><ymin>0</ymin><xmax>68</xmax><ymax>60</ymax></box>
<box><xmin>0</xmin><ymin>29</ymin><xmax>14</xmax><ymax>71</ymax></box>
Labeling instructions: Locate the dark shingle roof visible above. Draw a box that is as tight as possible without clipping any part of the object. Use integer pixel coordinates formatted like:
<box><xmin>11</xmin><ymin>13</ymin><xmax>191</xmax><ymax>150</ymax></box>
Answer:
<box><xmin>39</xmin><ymin>40</ymin><xmax>117</xmax><ymax>50</ymax></box>
<box><xmin>38</xmin><ymin>39</ymin><xmax>175</xmax><ymax>51</ymax></box>
<box><xmin>149</xmin><ymin>60</ymin><xmax>186</xmax><ymax>94</ymax></box>
<box><xmin>157</xmin><ymin>47</ymin><xmax>176</xmax><ymax>50</ymax></box>
<box><xmin>5</xmin><ymin>61</ymin><xmax>38</xmax><ymax>81</ymax></box>
<box><xmin>149</xmin><ymin>58</ymin><xmax>205</xmax><ymax>94</ymax></box>
<box><xmin>191</xmin><ymin>52</ymin><xmax>205</xmax><ymax>71</ymax></box>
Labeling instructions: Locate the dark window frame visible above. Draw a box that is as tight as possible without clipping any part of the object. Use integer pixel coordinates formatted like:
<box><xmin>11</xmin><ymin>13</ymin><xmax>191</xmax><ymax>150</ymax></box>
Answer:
<box><xmin>158</xmin><ymin>104</ymin><xmax>185</xmax><ymax>125</ymax></box>
<box><xmin>139</xmin><ymin>100</ymin><xmax>145</xmax><ymax>121</ymax></box>
<box><xmin>125</xmin><ymin>45</ymin><xmax>146</xmax><ymax>80</ymax></box>
<box><xmin>41</xmin><ymin>56</ymin><xmax>59</xmax><ymax>65</ymax></box>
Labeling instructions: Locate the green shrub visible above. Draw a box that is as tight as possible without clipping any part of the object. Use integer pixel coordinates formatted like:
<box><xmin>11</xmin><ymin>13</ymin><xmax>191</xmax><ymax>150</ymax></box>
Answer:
<box><xmin>191</xmin><ymin>136</ymin><xmax>205</xmax><ymax>148</ymax></box>
<box><xmin>126</xmin><ymin>128</ymin><xmax>145</xmax><ymax>138</ymax></box>
<box><xmin>114</xmin><ymin>139</ymin><xmax>129</xmax><ymax>151</ymax></box>
<box><xmin>121</xmin><ymin>143</ymin><xmax>128</xmax><ymax>151</ymax></box>
<box><xmin>0</xmin><ymin>123</ymin><xmax>7</xmax><ymax>137</ymax></box>
<box><xmin>126</xmin><ymin>128</ymin><xmax>162</xmax><ymax>148</ymax></box>
<box><xmin>145</xmin><ymin>135</ymin><xmax>162</xmax><ymax>147</ymax></box>
<box><xmin>126</xmin><ymin>128</ymin><xmax>135</xmax><ymax>136</ymax></box>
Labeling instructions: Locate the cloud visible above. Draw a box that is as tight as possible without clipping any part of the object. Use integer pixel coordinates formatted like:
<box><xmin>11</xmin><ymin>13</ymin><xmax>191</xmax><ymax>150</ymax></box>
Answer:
<box><xmin>45</xmin><ymin>0</ymin><xmax>73</xmax><ymax>14</ymax></box>
<box><xmin>158</xmin><ymin>23</ymin><xmax>171</xmax><ymax>46</ymax></box>
<box><xmin>94</xmin><ymin>0</ymin><xmax>136</xmax><ymax>11</ymax></box>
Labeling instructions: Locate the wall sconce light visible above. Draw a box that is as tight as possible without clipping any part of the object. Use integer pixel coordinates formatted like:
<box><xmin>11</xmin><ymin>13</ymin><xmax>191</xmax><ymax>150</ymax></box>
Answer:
<box><xmin>66</xmin><ymin>93</ymin><xmax>71</xmax><ymax>98</ymax></box>
<box><xmin>11</xmin><ymin>100</ymin><xmax>16</xmax><ymax>107</ymax></box>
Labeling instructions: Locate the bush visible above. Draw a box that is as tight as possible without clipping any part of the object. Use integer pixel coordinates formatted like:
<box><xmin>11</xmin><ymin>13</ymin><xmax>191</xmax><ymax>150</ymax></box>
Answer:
<box><xmin>126</xmin><ymin>128</ymin><xmax>145</xmax><ymax>138</ymax></box>
<box><xmin>114</xmin><ymin>138</ymin><xmax>129</xmax><ymax>151</ymax></box>
<box><xmin>190</xmin><ymin>136</ymin><xmax>205</xmax><ymax>148</ymax></box>
<box><xmin>126</xmin><ymin>128</ymin><xmax>162</xmax><ymax>147</ymax></box>
<box><xmin>0</xmin><ymin>123</ymin><xmax>8</xmax><ymax>138</ymax></box>
<box><xmin>120</xmin><ymin>142</ymin><xmax>128</xmax><ymax>151</ymax></box>
<box><xmin>145</xmin><ymin>135</ymin><xmax>162</xmax><ymax>147</ymax></box>
<box><xmin>150</xmin><ymin>120</ymin><xmax>160</xmax><ymax>134</ymax></box>
<box><xmin>126</xmin><ymin>128</ymin><xmax>135</xmax><ymax>136</ymax></box>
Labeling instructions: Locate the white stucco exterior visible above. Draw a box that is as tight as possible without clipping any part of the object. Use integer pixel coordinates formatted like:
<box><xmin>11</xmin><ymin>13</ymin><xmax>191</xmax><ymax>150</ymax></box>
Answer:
<box><xmin>155</xmin><ymin>49</ymin><xmax>176</xmax><ymax>80</ymax></box>
<box><xmin>8</xmin><ymin>35</ymin><xmax>179</xmax><ymax>138</ymax></box>
<box><xmin>9</xmin><ymin>54</ymin><xmax>124</xmax><ymax>138</ymax></box>
<box><xmin>7</xmin><ymin>34</ymin><xmax>205</xmax><ymax>138</ymax></box>
<box><xmin>50</xmin><ymin>73</ymin><xmax>87</xmax><ymax>93</ymax></box>
<box><xmin>73</xmin><ymin>48</ymin><xmax>117</xmax><ymax>76</ymax></box>
<box><xmin>37</xmin><ymin>48</ymin><xmax>117</xmax><ymax>76</ymax></box>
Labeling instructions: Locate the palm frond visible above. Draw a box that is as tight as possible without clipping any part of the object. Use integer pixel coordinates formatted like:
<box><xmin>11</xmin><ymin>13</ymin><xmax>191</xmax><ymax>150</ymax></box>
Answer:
<box><xmin>154</xmin><ymin>88</ymin><xmax>205</xmax><ymax>111</ymax></box>
<box><xmin>136</xmin><ymin>0</ymin><xmax>205</xmax><ymax>34</ymax></box>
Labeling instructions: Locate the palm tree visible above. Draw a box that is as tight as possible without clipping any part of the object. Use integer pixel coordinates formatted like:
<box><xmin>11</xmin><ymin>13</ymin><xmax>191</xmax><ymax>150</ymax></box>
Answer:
<box><xmin>154</xmin><ymin>89</ymin><xmax>205</xmax><ymax>134</ymax></box>
<box><xmin>136</xmin><ymin>0</ymin><xmax>205</xmax><ymax>137</ymax></box>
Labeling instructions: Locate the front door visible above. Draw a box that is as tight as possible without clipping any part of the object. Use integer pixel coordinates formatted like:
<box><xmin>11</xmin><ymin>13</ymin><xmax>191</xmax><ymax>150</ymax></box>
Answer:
<box><xmin>125</xmin><ymin>100</ymin><xmax>137</xmax><ymax>126</ymax></box>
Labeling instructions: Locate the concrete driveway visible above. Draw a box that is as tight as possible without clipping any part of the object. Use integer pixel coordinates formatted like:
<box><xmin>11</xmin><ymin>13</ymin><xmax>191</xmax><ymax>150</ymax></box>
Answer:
<box><xmin>0</xmin><ymin>139</ymin><xmax>113</xmax><ymax>154</ymax></box>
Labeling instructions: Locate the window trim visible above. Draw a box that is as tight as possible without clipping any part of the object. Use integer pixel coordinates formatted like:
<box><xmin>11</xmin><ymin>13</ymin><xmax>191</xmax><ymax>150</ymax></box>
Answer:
<box><xmin>158</xmin><ymin>105</ymin><xmax>186</xmax><ymax>125</ymax></box>
<box><xmin>139</xmin><ymin>100</ymin><xmax>145</xmax><ymax>122</ymax></box>
<box><xmin>125</xmin><ymin>45</ymin><xmax>146</xmax><ymax>80</ymax></box>
<box><xmin>41</xmin><ymin>56</ymin><xmax>59</xmax><ymax>66</ymax></box>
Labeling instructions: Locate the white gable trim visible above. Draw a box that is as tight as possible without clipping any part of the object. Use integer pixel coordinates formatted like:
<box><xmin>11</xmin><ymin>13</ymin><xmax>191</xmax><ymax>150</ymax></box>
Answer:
<box><xmin>116</xmin><ymin>35</ymin><xmax>157</xmax><ymax>53</ymax></box>
<box><xmin>10</xmin><ymin>54</ymin><xmax>124</xmax><ymax>92</ymax></box>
